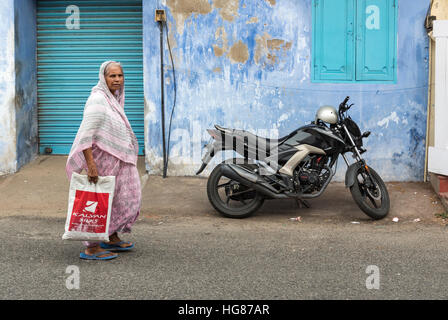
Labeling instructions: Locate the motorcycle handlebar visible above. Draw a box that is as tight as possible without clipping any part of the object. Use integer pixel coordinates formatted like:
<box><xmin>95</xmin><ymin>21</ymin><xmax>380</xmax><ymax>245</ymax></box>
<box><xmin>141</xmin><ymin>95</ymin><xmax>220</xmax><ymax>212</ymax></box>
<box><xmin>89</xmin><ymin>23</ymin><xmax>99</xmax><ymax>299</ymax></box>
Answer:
<box><xmin>339</xmin><ymin>96</ymin><xmax>349</xmax><ymax>108</ymax></box>
<box><xmin>339</xmin><ymin>96</ymin><xmax>355</xmax><ymax>114</ymax></box>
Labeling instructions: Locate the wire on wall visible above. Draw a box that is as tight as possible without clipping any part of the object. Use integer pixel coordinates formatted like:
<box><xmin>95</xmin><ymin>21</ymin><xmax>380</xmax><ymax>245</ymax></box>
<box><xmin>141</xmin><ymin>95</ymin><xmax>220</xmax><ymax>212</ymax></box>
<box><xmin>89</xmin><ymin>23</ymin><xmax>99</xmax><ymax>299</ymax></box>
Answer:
<box><xmin>163</xmin><ymin>20</ymin><xmax>177</xmax><ymax>177</ymax></box>
<box><xmin>156</xmin><ymin>9</ymin><xmax>177</xmax><ymax>178</ymax></box>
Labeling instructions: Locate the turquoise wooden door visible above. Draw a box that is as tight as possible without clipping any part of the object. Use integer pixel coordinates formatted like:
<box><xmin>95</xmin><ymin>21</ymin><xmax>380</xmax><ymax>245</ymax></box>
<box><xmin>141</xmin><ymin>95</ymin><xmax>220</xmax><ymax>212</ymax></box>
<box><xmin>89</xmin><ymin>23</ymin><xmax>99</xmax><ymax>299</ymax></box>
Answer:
<box><xmin>356</xmin><ymin>0</ymin><xmax>396</xmax><ymax>81</ymax></box>
<box><xmin>37</xmin><ymin>0</ymin><xmax>144</xmax><ymax>155</ymax></box>
<box><xmin>313</xmin><ymin>0</ymin><xmax>355</xmax><ymax>81</ymax></box>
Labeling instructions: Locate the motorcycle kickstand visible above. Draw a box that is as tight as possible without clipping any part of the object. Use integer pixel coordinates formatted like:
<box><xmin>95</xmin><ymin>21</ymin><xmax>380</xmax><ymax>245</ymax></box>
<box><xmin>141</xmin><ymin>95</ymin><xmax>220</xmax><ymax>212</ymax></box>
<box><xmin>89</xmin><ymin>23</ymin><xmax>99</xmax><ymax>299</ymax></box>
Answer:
<box><xmin>295</xmin><ymin>199</ymin><xmax>310</xmax><ymax>209</ymax></box>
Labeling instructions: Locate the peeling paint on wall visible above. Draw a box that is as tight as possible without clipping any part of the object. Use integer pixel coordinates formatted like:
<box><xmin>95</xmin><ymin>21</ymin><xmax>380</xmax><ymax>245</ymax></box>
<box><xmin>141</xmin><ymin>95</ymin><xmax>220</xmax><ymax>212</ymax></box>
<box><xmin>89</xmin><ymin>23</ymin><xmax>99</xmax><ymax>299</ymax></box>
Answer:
<box><xmin>227</xmin><ymin>40</ymin><xmax>249</xmax><ymax>64</ymax></box>
<box><xmin>0</xmin><ymin>6</ymin><xmax>17</xmax><ymax>175</ymax></box>
<box><xmin>212</xmin><ymin>0</ymin><xmax>239</xmax><ymax>22</ymax></box>
<box><xmin>246</xmin><ymin>17</ymin><xmax>258</xmax><ymax>24</ymax></box>
<box><xmin>377</xmin><ymin>111</ymin><xmax>400</xmax><ymax>128</ymax></box>
<box><xmin>166</xmin><ymin>0</ymin><xmax>212</xmax><ymax>35</ymax></box>
<box><xmin>255</xmin><ymin>32</ymin><xmax>292</xmax><ymax>68</ymax></box>
<box><xmin>212</xmin><ymin>26</ymin><xmax>228</xmax><ymax>57</ymax></box>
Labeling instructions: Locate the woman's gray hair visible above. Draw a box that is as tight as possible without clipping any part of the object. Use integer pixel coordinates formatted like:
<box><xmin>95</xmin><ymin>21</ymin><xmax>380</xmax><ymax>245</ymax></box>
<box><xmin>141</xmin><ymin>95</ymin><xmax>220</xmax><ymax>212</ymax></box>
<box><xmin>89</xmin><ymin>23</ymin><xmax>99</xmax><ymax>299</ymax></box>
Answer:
<box><xmin>104</xmin><ymin>61</ymin><xmax>123</xmax><ymax>76</ymax></box>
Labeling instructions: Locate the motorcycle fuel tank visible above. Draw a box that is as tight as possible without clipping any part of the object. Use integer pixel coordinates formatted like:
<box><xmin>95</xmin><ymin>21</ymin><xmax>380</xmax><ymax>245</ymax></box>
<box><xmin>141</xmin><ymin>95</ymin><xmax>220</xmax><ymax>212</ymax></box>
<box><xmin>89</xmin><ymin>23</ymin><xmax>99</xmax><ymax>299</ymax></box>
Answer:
<box><xmin>280</xmin><ymin>124</ymin><xmax>345</xmax><ymax>155</ymax></box>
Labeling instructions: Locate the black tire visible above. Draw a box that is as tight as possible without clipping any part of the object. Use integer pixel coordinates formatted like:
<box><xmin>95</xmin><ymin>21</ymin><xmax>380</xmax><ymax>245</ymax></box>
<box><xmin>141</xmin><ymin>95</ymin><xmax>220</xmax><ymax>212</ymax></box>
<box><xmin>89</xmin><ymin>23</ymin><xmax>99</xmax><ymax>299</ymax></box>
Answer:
<box><xmin>349</xmin><ymin>166</ymin><xmax>390</xmax><ymax>220</ymax></box>
<box><xmin>206</xmin><ymin>162</ymin><xmax>264</xmax><ymax>219</ymax></box>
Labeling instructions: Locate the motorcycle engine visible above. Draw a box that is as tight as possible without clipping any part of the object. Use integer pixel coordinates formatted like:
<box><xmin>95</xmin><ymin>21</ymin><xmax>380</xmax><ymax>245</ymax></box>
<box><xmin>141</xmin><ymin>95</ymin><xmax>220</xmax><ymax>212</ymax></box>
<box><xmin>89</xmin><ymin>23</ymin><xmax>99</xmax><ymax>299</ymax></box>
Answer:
<box><xmin>294</xmin><ymin>156</ymin><xmax>330</xmax><ymax>193</ymax></box>
<box><xmin>298</xmin><ymin>169</ymin><xmax>320</xmax><ymax>185</ymax></box>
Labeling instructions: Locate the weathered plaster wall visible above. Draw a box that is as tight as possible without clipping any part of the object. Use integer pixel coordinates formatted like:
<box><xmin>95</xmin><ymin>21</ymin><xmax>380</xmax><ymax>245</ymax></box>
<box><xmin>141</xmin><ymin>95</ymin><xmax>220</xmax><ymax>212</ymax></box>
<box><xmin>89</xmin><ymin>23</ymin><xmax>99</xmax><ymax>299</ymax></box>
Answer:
<box><xmin>0</xmin><ymin>0</ymin><xmax>37</xmax><ymax>175</ymax></box>
<box><xmin>143</xmin><ymin>0</ymin><xmax>429</xmax><ymax>181</ymax></box>
<box><xmin>14</xmin><ymin>0</ymin><xmax>38</xmax><ymax>170</ymax></box>
<box><xmin>0</xmin><ymin>0</ymin><xmax>17</xmax><ymax>175</ymax></box>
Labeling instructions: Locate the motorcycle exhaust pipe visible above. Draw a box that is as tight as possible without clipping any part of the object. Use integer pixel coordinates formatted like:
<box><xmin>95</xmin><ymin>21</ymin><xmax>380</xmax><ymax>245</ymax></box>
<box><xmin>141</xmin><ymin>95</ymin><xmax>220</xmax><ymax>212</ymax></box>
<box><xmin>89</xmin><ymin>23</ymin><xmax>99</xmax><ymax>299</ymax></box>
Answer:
<box><xmin>220</xmin><ymin>164</ymin><xmax>289</xmax><ymax>199</ymax></box>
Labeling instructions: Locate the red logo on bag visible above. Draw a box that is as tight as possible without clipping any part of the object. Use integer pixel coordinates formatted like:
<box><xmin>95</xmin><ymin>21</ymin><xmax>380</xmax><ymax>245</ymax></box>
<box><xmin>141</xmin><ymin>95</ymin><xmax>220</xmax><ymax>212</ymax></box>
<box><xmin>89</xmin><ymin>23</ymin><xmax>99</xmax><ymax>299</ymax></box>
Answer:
<box><xmin>68</xmin><ymin>190</ymin><xmax>109</xmax><ymax>233</ymax></box>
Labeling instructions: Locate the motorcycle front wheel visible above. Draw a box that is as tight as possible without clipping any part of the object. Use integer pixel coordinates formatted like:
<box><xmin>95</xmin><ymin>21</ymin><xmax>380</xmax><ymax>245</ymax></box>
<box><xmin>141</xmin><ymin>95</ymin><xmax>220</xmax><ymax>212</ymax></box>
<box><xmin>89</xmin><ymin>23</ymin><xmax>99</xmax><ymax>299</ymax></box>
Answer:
<box><xmin>206</xmin><ymin>162</ymin><xmax>264</xmax><ymax>219</ymax></box>
<box><xmin>349</xmin><ymin>166</ymin><xmax>390</xmax><ymax>220</ymax></box>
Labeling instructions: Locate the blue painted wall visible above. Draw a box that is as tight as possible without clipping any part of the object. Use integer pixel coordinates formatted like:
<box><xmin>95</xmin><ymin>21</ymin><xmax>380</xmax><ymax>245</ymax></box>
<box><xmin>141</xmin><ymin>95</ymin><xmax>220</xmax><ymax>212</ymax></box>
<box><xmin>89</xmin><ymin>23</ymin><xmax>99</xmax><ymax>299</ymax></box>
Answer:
<box><xmin>0</xmin><ymin>0</ymin><xmax>37</xmax><ymax>175</ymax></box>
<box><xmin>0</xmin><ymin>0</ymin><xmax>17</xmax><ymax>175</ymax></box>
<box><xmin>143</xmin><ymin>0</ymin><xmax>429</xmax><ymax>181</ymax></box>
<box><xmin>14</xmin><ymin>0</ymin><xmax>38</xmax><ymax>170</ymax></box>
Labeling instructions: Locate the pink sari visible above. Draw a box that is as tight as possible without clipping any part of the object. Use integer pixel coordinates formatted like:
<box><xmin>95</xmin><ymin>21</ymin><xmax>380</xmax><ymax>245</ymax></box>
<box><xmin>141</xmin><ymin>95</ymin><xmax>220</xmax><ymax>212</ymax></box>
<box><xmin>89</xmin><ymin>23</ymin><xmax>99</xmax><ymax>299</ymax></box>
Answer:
<box><xmin>66</xmin><ymin>61</ymin><xmax>141</xmax><ymax>247</ymax></box>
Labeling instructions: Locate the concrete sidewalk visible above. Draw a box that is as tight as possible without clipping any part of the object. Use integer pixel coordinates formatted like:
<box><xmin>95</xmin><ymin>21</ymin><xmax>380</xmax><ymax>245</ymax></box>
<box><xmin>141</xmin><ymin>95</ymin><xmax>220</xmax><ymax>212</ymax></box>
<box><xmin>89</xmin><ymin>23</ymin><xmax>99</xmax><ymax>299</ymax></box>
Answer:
<box><xmin>0</xmin><ymin>155</ymin><xmax>446</xmax><ymax>225</ymax></box>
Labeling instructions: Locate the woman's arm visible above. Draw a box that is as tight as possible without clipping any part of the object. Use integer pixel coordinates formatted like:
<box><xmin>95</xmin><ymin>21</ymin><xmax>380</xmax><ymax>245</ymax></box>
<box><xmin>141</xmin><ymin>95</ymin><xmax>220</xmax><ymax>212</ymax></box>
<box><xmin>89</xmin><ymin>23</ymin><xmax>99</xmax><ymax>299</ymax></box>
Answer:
<box><xmin>83</xmin><ymin>148</ymin><xmax>98</xmax><ymax>184</ymax></box>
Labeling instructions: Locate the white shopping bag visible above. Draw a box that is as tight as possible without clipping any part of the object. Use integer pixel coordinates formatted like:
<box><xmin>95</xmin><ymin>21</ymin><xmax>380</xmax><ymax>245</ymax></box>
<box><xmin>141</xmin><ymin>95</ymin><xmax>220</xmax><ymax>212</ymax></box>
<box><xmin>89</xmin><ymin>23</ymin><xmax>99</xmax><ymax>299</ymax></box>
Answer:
<box><xmin>62</xmin><ymin>172</ymin><xmax>115</xmax><ymax>242</ymax></box>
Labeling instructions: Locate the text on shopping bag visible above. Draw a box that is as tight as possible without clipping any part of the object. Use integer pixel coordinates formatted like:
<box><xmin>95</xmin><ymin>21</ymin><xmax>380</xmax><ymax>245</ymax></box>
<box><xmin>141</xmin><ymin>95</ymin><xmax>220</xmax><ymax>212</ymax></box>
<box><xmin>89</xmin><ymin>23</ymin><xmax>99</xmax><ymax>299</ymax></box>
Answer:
<box><xmin>68</xmin><ymin>190</ymin><xmax>110</xmax><ymax>233</ymax></box>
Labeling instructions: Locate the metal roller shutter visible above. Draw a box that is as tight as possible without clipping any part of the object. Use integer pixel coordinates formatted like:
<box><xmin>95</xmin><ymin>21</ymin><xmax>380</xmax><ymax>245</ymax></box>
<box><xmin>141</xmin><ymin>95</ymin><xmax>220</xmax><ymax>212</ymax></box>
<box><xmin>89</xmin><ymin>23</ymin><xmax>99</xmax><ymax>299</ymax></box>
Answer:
<box><xmin>37</xmin><ymin>0</ymin><xmax>144</xmax><ymax>155</ymax></box>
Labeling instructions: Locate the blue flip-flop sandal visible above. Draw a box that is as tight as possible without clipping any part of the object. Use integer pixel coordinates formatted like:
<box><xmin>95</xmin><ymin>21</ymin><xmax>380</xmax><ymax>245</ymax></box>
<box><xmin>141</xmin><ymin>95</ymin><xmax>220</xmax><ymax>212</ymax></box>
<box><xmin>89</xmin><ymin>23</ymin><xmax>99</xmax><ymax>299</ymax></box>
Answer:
<box><xmin>79</xmin><ymin>250</ymin><xmax>118</xmax><ymax>260</ymax></box>
<box><xmin>100</xmin><ymin>241</ymin><xmax>135</xmax><ymax>252</ymax></box>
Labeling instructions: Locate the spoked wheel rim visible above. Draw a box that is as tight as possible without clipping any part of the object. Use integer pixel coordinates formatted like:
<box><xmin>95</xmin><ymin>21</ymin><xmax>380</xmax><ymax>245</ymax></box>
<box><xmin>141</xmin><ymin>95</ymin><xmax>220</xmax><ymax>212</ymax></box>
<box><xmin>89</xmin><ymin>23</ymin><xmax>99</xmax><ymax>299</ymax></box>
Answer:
<box><xmin>356</xmin><ymin>171</ymin><xmax>384</xmax><ymax>210</ymax></box>
<box><xmin>215</xmin><ymin>174</ymin><xmax>258</xmax><ymax>209</ymax></box>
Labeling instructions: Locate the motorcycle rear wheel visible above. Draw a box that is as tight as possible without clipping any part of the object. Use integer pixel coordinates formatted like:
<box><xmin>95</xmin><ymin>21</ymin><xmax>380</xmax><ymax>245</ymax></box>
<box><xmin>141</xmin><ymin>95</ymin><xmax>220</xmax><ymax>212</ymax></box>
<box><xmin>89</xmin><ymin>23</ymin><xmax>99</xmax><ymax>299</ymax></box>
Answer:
<box><xmin>207</xmin><ymin>162</ymin><xmax>264</xmax><ymax>219</ymax></box>
<box><xmin>349</xmin><ymin>166</ymin><xmax>390</xmax><ymax>220</ymax></box>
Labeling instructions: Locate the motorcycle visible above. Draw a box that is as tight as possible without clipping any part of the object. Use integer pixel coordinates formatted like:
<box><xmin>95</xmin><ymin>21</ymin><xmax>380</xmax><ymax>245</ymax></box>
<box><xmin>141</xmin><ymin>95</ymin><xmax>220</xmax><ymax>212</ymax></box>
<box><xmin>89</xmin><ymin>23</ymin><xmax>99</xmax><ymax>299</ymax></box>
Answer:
<box><xmin>196</xmin><ymin>96</ymin><xmax>390</xmax><ymax>220</ymax></box>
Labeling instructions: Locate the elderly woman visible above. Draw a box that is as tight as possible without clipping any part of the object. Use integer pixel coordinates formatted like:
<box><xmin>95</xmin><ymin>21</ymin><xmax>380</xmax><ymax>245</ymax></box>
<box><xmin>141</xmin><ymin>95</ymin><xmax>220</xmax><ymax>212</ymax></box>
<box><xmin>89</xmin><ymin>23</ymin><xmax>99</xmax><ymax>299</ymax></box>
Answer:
<box><xmin>66</xmin><ymin>61</ymin><xmax>141</xmax><ymax>260</ymax></box>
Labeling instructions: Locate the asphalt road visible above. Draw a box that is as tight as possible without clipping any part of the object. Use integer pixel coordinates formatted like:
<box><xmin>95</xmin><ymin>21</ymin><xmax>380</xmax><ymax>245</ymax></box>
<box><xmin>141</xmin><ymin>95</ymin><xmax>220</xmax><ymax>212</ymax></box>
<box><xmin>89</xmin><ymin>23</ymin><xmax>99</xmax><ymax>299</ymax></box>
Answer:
<box><xmin>1</xmin><ymin>214</ymin><xmax>448</xmax><ymax>300</ymax></box>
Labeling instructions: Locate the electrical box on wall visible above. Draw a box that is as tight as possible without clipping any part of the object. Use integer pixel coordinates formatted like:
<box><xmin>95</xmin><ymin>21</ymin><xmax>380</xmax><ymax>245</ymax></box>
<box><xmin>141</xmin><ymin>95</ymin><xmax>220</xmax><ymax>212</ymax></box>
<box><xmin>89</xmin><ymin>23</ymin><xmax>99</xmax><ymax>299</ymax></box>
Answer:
<box><xmin>155</xmin><ymin>9</ymin><xmax>166</xmax><ymax>22</ymax></box>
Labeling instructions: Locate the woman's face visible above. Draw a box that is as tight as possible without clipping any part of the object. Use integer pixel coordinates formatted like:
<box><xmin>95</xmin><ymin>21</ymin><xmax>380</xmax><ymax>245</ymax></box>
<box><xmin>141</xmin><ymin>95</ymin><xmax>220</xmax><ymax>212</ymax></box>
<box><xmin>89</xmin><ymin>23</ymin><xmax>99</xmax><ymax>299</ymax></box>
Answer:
<box><xmin>105</xmin><ymin>64</ymin><xmax>124</xmax><ymax>93</ymax></box>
